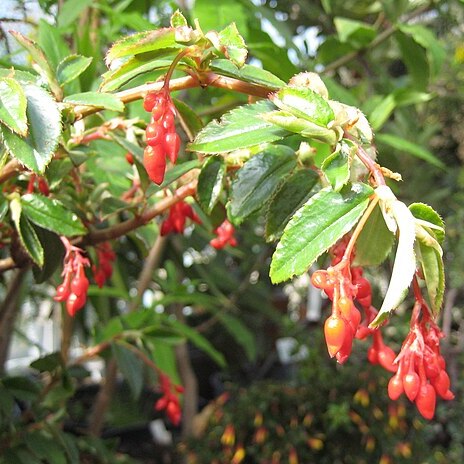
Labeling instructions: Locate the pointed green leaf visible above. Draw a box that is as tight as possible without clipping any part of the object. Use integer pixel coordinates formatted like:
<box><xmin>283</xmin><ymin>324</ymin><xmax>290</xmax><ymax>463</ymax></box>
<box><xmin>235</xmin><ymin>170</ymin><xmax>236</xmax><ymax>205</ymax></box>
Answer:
<box><xmin>56</xmin><ymin>55</ymin><xmax>93</xmax><ymax>86</ymax></box>
<box><xmin>217</xmin><ymin>23</ymin><xmax>248</xmax><ymax>67</ymax></box>
<box><xmin>368</xmin><ymin>94</ymin><xmax>396</xmax><ymax>131</ymax></box>
<box><xmin>9</xmin><ymin>31</ymin><xmax>62</xmax><ymax>99</ymax></box>
<box><xmin>170</xmin><ymin>10</ymin><xmax>188</xmax><ymax>28</ymax></box>
<box><xmin>37</xmin><ymin>19</ymin><xmax>71</xmax><ymax>70</ymax></box>
<box><xmin>0</xmin><ymin>77</ymin><xmax>28</xmax><ymax>136</ymax></box>
<box><xmin>210</xmin><ymin>59</ymin><xmax>285</xmax><ymax>90</ymax></box>
<box><xmin>265</xmin><ymin>169</ymin><xmax>319</xmax><ymax>242</ymax></box>
<box><xmin>416</xmin><ymin>237</ymin><xmax>445</xmax><ymax>318</ymax></box>
<box><xmin>353</xmin><ymin>203</ymin><xmax>395</xmax><ymax>266</ymax></box>
<box><xmin>105</xmin><ymin>27</ymin><xmax>196</xmax><ymax>66</ymax></box>
<box><xmin>10</xmin><ymin>197</ymin><xmax>44</xmax><ymax>267</ymax></box>
<box><xmin>112</xmin><ymin>341</ymin><xmax>144</xmax><ymax>400</ymax></box>
<box><xmin>32</xmin><ymin>228</ymin><xmax>65</xmax><ymax>284</ymax></box>
<box><xmin>63</xmin><ymin>92</ymin><xmax>124</xmax><ymax>112</ymax></box>
<box><xmin>21</xmin><ymin>193</ymin><xmax>86</xmax><ymax>236</ymax></box>
<box><xmin>57</xmin><ymin>0</ymin><xmax>94</xmax><ymax>28</ymax></box>
<box><xmin>321</xmin><ymin>140</ymin><xmax>354</xmax><ymax>191</ymax></box>
<box><xmin>173</xmin><ymin>98</ymin><xmax>204</xmax><ymax>137</ymax></box>
<box><xmin>197</xmin><ymin>156</ymin><xmax>226</xmax><ymax>214</ymax></box>
<box><xmin>228</xmin><ymin>145</ymin><xmax>297</xmax><ymax>225</ymax></box>
<box><xmin>376</xmin><ymin>133</ymin><xmax>445</xmax><ymax>169</ymax></box>
<box><xmin>409</xmin><ymin>202</ymin><xmax>445</xmax><ymax>244</ymax></box>
<box><xmin>270</xmin><ymin>87</ymin><xmax>334</xmax><ymax>127</ymax></box>
<box><xmin>188</xmin><ymin>100</ymin><xmax>289</xmax><ymax>153</ymax></box>
<box><xmin>1</xmin><ymin>83</ymin><xmax>61</xmax><ymax>173</ymax></box>
<box><xmin>270</xmin><ymin>183</ymin><xmax>373</xmax><ymax>283</ymax></box>
<box><xmin>216</xmin><ymin>313</ymin><xmax>256</xmax><ymax>361</ymax></box>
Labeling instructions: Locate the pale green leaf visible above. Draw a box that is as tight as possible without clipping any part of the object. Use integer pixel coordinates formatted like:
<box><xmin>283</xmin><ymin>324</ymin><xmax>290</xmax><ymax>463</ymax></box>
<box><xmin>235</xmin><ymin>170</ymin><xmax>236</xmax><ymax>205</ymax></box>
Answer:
<box><xmin>409</xmin><ymin>202</ymin><xmax>445</xmax><ymax>244</ymax></box>
<box><xmin>321</xmin><ymin>139</ymin><xmax>354</xmax><ymax>191</ymax></box>
<box><xmin>63</xmin><ymin>92</ymin><xmax>124</xmax><ymax>112</ymax></box>
<box><xmin>0</xmin><ymin>77</ymin><xmax>28</xmax><ymax>136</ymax></box>
<box><xmin>270</xmin><ymin>183</ymin><xmax>373</xmax><ymax>283</ymax></box>
<box><xmin>57</xmin><ymin>0</ymin><xmax>94</xmax><ymax>28</ymax></box>
<box><xmin>56</xmin><ymin>55</ymin><xmax>93</xmax><ymax>86</ymax></box>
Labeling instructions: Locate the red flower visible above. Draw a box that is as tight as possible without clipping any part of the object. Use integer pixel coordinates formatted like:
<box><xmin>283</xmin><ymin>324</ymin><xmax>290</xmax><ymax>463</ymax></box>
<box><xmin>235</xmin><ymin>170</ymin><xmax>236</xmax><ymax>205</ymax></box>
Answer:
<box><xmin>154</xmin><ymin>372</ymin><xmax>184</xmax><ymax>426</ymax></box>
<box><xmin>92</xmin><ymin>242</ymin><xmax>116</xmax><ymax>288</ymax></box>
<box><xmin>160</xmin><ymin>201</ymin><xmax>201</xmax><ymax>236</ymax></box>
<box><xmin>210</xmin><ymin>219</ymin><xmax>237</xmax><ymax>249</ymax></box>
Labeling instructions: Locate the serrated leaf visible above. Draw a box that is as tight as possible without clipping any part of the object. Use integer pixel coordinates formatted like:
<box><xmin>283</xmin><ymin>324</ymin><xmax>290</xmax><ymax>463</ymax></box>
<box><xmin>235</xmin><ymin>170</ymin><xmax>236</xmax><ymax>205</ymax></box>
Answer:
<box><xmin>370</xmin><ymin>189</ymin><xmax>416</xmax><ymax>327</ymax></box>
<box><xmin>321</xmin><ymin>140</ymin><xmax>354</xmax><ymax>191</ymax></box>
<box><xmin>228</xmin><ymin>145</ymin><xmax>296</xmax><ymax>225</ymax></box>
<box><xmin>416</xmin><ymin>237</ymin><xmax>445</xmax><ymax>317</ymax></box>
<box><xmin>56</xmin><ymin>55</ymin><xmax>93</xmax><ymax>86</ymax></box>
<box><xmin>10</xmin><ymin>197</ymin><xmax>44</xmax><ymax>267</ymax></box>
<box><xmin>270</xmin><ymin>87</ymin><xmax>334</xmax><ymax>127</ymax></box>
<box><xmin>0</xmin><ymin>77</ymin><xmax>28</xmax><ymax>136</ymax></box>
<box><xmin>21</xmin><ymin>193</ymin><xmax>86</xmax><ymax>236</ymax></box>
<box><xmin>376</xmin><ymin>133</ymin><xmax>445</xmax><ymax>169</ymax></box>
<box><xmin>353</xmin><ymin>204</ymin><xmax>395</xmax><ymax>266</ymax></box>
<box><xmin>1</xmin><ymin>83</ymin><xmax>61</xmax><ymax>173</ymax></box>
<box><xmin>197</xmin><ymin>156</ymin><xmax>226</xmax><ymax>213</ymax></box>
<box><xmin>210</xmin><ymin>59</ymin><xmax>285</xmax><ymax>90</ymax></box>
<box><xmin>265</xmin><ymin>169</ymin><xmax>319</xmax><ymax>242</ymax></box>
<box><xmin>171</xmin><ymin>10</ymin><xmax>188</xmax><ymax>28</ymax></box>
<box><xmin>409</xmin><ymin>202</ymin><xmax>445</xmax><ymax>244</ymax></box>
<box><xmin>188</xmin><ymin>100</ymin><xmax>289</xmax><ymax>153</ymax></box>
<box><xmin>105</xmin><ymin>27</ymin><xmax>195</xmax><ymax>66</ymax></box>
<box><xmin>9</xmin><ymin>31</ymin><xmax>62</xmax><ymax>99</ymax></box>
<box><xmin>63</xmin><ymin>92</ymin><xmax>124</xmax><ymax>112</ymax></box>
<box><xmin>112</xmin><ymin>341</ymin><xmax>144</xmax><ymax>399</ymax></box>
<box><xmin>270</xmin><ymin>183</ymin><xmax>373</xmax><ymax>283</ymax></box>
<box><xmin>217</xmin><ymin>23</ymin><xmax>248</xmax><ymax>67</ymax></box>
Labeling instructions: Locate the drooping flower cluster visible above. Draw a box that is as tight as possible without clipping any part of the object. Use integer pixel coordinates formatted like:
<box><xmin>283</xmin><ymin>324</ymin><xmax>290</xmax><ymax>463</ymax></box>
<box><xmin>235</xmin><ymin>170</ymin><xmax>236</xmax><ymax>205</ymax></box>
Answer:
<box><xmin>154</xmin><ymin>371</ymin><xmax>184</xmax><ymax>426</ymax></box>
<box><xmin>143</xmin><ymin>89</ymin><xmax>180</xmax><ymax>184</ymax></box>
<box><xmin>387</xmin><ymin>300</ymin><xmax>454</xmax><ymax>419</ymax></box>
<box><xmin>160</xmin><ymin>201</ymin><xmax>201</xmax><ymax>236</ymax></box>
<box><xmin>26</xmin><ymin>173</ymin><xmax>50</xmax><ymax>196</ymax></box>
<box><xmin>54</xmin><ymin>237</ymin><xmax>90</xmax><ymax>316</ymax></box>
<box><xmin>92</xmin><ymin>242</ymin><xmax>116</xmax><ymax>288</ymax></box>
<box><xmin>210</xmin><ymin>219</ymin><xmax>238</xmax><ymax>249</ymax></box>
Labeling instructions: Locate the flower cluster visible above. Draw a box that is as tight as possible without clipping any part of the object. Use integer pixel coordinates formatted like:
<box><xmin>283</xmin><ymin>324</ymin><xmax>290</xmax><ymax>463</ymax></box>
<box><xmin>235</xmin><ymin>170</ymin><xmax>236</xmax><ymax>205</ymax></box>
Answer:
<box><xmin>387</xmin><ymin>299</ymin><xmax>454</xmax><ymax>419</ymax></box>
<box><xmin>26</xmin><ymin>173</ymin><xmax>49</xmax><ymax>196</ymax></box>
<box><xmin>154</xmin><ymin>371</ymin><xmax>184</xmax><ymax>426</ymax></box>
<box><xmin>92</xmin><ymin>242</ymin><xmax>116</xmax><ymax>288</ymax></box>
<box><xmin>210</xmin><ymin>219</ymin><xmax>238</xmax><ymax>249</ymax></box>
<box><xmin>143</xmin><ymin>89</ymin><xmax>180</xmax><ymax>184</ymax></box>
<box><xmin>160</xmin><ymin>201</ymin><xmax>201</xmax><ymax>236</ymax></box>
<box><xmin>54</xmin><ymin>238</ymin><xmax>90</xmax><ymax>316</ymax></box>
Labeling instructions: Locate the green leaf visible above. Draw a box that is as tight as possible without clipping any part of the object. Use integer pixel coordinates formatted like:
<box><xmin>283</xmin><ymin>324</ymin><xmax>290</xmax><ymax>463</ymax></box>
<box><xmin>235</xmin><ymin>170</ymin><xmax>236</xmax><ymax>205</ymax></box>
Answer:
<box><xmin>334</xmin><ymin>17</ymin><xmax>376</xmax><ymax>48</ymax></box>
<box><xmin>0</xmin><ymin>77</ymin><xmax>28</xmax><ymax>136</ymax></box>
<box><xmin>270</xmin><ymin>87</ymin><xmax>334</xmax><ymax>127</ymax></box>
<box><xmin>10</xmin><ymin>197</ymin><xmax>44</xmax><ymax>267</ymax></box>
<box><xmin>265</xmin><ymin>169</ymin><xmax>319</xmax><ymax>242</ymax></box>
<box><xmin>0</xmin><ymin>68</ymin><xmax>38</xmax><ymax>84</ymax></box>
<box><xmin>170</xmin><ymin>10</ymin><xmax>188</xmax><ymax>28</ymax></box>
<box><xmin>270</xmin><ymin>183</ymin><xmax>373</xmax><ymax>283</ymax></box>
<box><xmin>30</xmin><ymin>352</ymin><xmax>63</xmax><ymax>372</ymax></box>
<box><xmin>32</xmin><ymin>228</ymin><xmax>65</xmax><ymax>284</ymax></box>
<box><xmin>321</xmin><ymin>140</ymin><xmax>354</xmax><ymax>191</ymax></box>
<box><xmin>63</xmin><ymin>92</ymin><xmax>124</xmax><ymax>112</ymax></box>
<box><xmin>353</xmin><ymin>203</ymin><xmax>395</xmax><ymax>266</ymax></box>
<box><xmin>416</xmin><ymin>237</ymin><xmax>445</xmax><ymax>317</ymax></box>
<box><xmin>228</xmin><ymin>145</ymin><xmax>296</xmax><ymax>224</ymax></box>
<box><xmin>56</xmin><ymin>55</ymin><xmax>93</xmax><ymax>86</ymax></box>
<box><xmin>0</xmin><ymin>83</ymin><xmax>61</xmax><ymax>173</ymax></box>
<box><xmin>57</xmin><ymin>0</ymin><xmax>94</xmax><ymax>28</ymax></box>
<box><xmin>9</xmin><ymin>31</ymin><xmax>62</xmax><ymax>99</ymax></box>
<box><xmin>173</xmin><ymin>98</ymin><xmax>204</xmax><ymax>138</ymax></box>
<box><xmin>112</xmin><ymin>341</ymin><xmax>144</xmax><ymax>399</ymax></box>
<box><xmin>37</xmin><ymin>19</ymin><xmax>71</xmax><ymax>70</ymax></box>
<box><xmin>189</xmin><ymin>100</ymin><xmax>289</xmax><ymax>153</ymax></box>
<box><xmin>210</xmin><ymin>59</ymin><xmax>285</xmax><ymax>90</ymax></box>
<box><xmin>217</xmin><ymin>23</ymin><xmax>248</xmax><ymax>67</ymax></box>
<box><xmin>197</xmin><ymin>156</ymin><xmax>226</xmax><ymax>214</ymax></box>
<box><xmin>409</xmin><ymin>202</ymin><xmax>445</xmax><ymax>244</ymax></box>
<box><xmin>368</xmin><ymin>94</ymin><xmax>395</xmax><ymax>131</ymax></box>
<box><xmin>2</xmin><ymin>376</ymin><xmax>40</xmax><ymax>402</ymax></box>
<box><xmin>167</xmin><ymin>319</ymin><xmax>226</xmax><ymax>367</ymax></box>
<box><xmin>21</xmin><ymin>193</ymin><xmax>86</xmax><ymax>236</ymax></box>
<box><xmin>105</xmin><ymin>27</ymin><xmax>195</xmax><ymax>66</ymax></box>
<box><xmin>376</xmin><ymin>133</ymin><xmax>445</xmax><ymax>169</ymax></box>
<box><xmin>395</xmin><ymin>31</ymin><xmax>429</xmax><ymax>89</ymax></box>
<box><xmin>216</xmin><ymin>313</ymin><xmax>256</xmax><ymax>361</ymax></box>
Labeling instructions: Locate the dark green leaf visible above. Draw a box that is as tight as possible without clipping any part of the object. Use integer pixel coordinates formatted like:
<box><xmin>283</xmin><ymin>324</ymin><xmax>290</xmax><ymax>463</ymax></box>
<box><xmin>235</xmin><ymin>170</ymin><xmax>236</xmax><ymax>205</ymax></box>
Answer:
<box><xmin>265</xmin><ymin>169</ymin><xmax>319</xmax><ymax>242</ymax></box>
<box><xmin>197</xmin><ymin>156</ymin><xmax>226</xmax><ymax>214</ymax></box>
<box><xmin>228</xmin><ymin>145</ymin><xmax>296</xmax><ymax>224</ymax></box>
<box><xmin>2</xmin><ymin>376</ymin><xmax>40</xmax><ymax>402</ymax></box>
<box><xmin>32</xmin><ymin>228</ymin><xmax>65</xmax><ymax>283</ymax></box>
<box><xmin>189</xmin><ymin>100</ymin><xmax>289</xmax><ymax>153</ymax></box>
<box><xmin>270</xmin><ymin>183</ymin><xmax>373</xmax><ymax>283</ymax></box>
<box><xmin>395</xmin><ymin>31</ymin><xmax>429</xmax><ymax>89</ymax></box>
<box><xmin>0</xmin><ymin>77</ymin><xmax>28</xmax><ymax>136</ymax></box>
<box><xmin>173</xmin><ymin>98</ymin><xmax>204</xmax><ymax>138</ymax></box>
<box><xmin>409</xmin><ymin>202</ymin><xmax>445</xmax><ymax>244</ymax></box>
<box><xmin>56</xmin><ymin>55</ymin><xmax>93</xmax><ymax>86</ymax></box>
<box><xmin>112</xmin><ymin>341</ymin><xmax>144</xmax><ymax>399</ymax></box>
<box><xmin>270</xmin><ymin>87</ymin><xmax>334</xmax><ymax>127</ymax></box>
<box><xmin>216</xmin><ymin>313</ymin><xmax>256</xmax><ymax>361</ymax></box>
<box><xmin>21</xmin><ymin>193</ymin><xmax>87</xmax><ymax>236</ymax></box>
<box><xmin>321</xmin><ymin>140</ymin><xmax>354</xmax><ymax>191</ymax></box>
<box><xmin>210</xmin><ymin>59</ymin><xmax>285</xmax><ymax>90</ymax></box>
<box><xmin>353</xmin><ymin>203</ymin><xmax>395</xmax><ymax>266</ymax></box>
<box><xmin>30</xmin><ymin>352</ymin><xmax>63</xmax><ymax>372</ymax></box>
<box><xmin>57</xmin><ymin>0</ymin><xmax>94</xmax><ymax>28</ymax></box>
<box><xmin>376</xmin><ymin>133</ymin><xmax>445</xmax><ymax>169</ymax></box>
<box><xmin>63</xmin><ymin>92</ymin><xmax>124</xmax><ymax>112</ymax></box>
<box><xmin>1</xmin><ymin>83</ymin><xmax>61</xmax><ymax>173</ymax></box>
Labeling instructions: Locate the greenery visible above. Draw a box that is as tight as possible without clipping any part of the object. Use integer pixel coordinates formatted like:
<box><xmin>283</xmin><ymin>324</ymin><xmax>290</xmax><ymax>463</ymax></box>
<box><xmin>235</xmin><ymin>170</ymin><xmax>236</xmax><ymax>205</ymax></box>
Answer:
<box><xmin>0</xmin><ymin>0</ymin><xmax>463</xmax><ymax>462</ymax></box>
